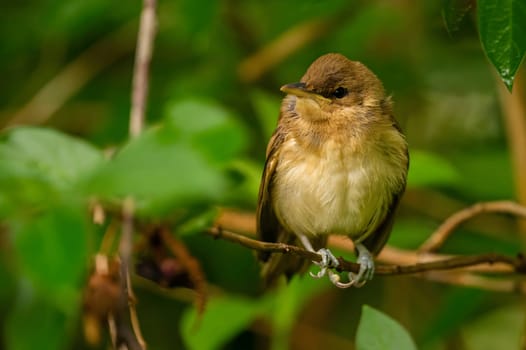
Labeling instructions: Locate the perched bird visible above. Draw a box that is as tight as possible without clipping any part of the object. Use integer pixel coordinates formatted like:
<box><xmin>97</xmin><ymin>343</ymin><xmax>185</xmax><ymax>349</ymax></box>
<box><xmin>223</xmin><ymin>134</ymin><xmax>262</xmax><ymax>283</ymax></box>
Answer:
<box><xmin>256</xmin><ymin>53</ymin><xmax>409</xmax><ymax>288</ymax></box>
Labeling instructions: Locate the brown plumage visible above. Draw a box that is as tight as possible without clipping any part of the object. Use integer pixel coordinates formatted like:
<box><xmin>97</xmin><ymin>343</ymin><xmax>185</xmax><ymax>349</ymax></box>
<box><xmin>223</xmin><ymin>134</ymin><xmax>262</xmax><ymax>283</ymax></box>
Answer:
<box><xmin>256</xmin><ymin>53</ymin><xmax>409</xmax><ymax>287</ymax></box>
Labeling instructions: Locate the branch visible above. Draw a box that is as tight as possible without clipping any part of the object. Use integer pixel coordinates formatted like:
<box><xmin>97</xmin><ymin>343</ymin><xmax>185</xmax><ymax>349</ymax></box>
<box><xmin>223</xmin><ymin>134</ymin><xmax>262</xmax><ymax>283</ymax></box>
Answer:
<box><xmin>129</xmin><ymin>0</ymin><xmax>157</xmax><ymax>137</ymax></box>
<box><xmin>115</xmin><ymin>0</ymin><xmax>158</xmax><ymax>348</ymax></box>
<box><xmin>237</xmin><ymin>4</ymin><xmax>361</xmax><ymax>83</ymax></box>
<box><xmin>207</xmin><ymin>227</ymin><xmax>526</xmax><ymax>277</ymax></box>
<box><xmin>496</xmin><ymin>67</ymin><xmax>526</xmax><ymax>233</ymax></box>
<box><xmin>159</xmin><ymin>227</ymin><xmax>207</xmax><ymax>319</ymax></box>
<box><xmin>419</xmin><ymin>200</ymin><xmax>526</xmax><ymax>252</ymax></box>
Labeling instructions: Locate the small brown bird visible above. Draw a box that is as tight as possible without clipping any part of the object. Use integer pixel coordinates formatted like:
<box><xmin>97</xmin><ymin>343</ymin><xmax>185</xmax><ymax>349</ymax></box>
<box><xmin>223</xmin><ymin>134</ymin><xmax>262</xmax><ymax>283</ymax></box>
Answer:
<box><xmin>256</xmin><ymin>53</ymin><xmax>408</xmax><ymax>288</ymax></box>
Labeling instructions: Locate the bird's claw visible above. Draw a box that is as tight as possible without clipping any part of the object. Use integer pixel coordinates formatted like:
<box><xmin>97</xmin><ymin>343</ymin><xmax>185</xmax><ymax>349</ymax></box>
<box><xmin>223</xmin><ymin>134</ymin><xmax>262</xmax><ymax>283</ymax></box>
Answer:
<box><xmin>309</xmin><ymin>248</ymin><xmax>339</xmax><ymax>279</ymax></box>
<box><xmin>309</xmin><ymin>244</ymin><xmax>375</xmax><ymax>289</ymax></box>
<box><xmin>344</xmin><ymin>243</ymin><xmax>375</xmax><ymax>288</ymax></box>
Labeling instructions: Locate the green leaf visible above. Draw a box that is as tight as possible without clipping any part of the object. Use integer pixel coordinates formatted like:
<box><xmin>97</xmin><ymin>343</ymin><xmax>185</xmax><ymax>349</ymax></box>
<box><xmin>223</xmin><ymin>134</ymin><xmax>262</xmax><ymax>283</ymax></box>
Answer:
<box><xmin>0</xmin><ymin>127</ymin><xmax>103</xmax><ymax>190</ymax></box>
<box><xmin>478</xmin><ymin>0</ymin><xmax>526</xmax><ymax>90</ymax></box>
<box><xmin>407</xmin><ymin>150</ymin><xmax>459</xmax><ymax>188</ymax></box>
<box><xmin>356</xmin><ymin>305</ymin><xmax>417</xmax><ymax>350</ymax></box>
<box><xmin>87</xmin><ymin>127</ymin><xmax>227</xmax><ymax>214</ymax></box>
<box><xmin>181</xmin><ymin>296</ymin><xmax>263</xmax><ymax>350</ymax></box>
<box><xmin>164</xmin><ymin>98</ymin><xmax>248</xmax><ymax>163</ymax></box>
<box><xmin>442</xmin><ymin>0</ymin><xmax>473</xmax><ymax>33</ymax></box>
<box><xmin>12</xmin><ymin>205</ymin><xmax>89</xmax><ymax>311</ymax></box>
<box><xmin>86</xmin><ymin>98</ymin><xmax>250</xmax><ymax>214</ymax></box>
<box><xmin>0</xmin><ymin>127</ymin><xmax>103</xmax><ymax>216</ymax></box>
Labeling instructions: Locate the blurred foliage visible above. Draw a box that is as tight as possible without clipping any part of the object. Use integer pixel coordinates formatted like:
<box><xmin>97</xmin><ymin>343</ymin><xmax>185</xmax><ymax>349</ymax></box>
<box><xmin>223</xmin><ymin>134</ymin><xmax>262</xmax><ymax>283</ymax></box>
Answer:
<box><xmin>1</xmin><ymin>0</ymin><xmax>526</xmax><ymax>350</ymax></box>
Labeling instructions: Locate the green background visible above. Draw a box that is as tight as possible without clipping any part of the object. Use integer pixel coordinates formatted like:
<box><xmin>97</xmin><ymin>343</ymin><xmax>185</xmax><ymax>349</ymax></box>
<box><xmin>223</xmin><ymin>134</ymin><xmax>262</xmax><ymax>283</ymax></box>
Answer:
<box><xmin>1</xmin><ymin>0</ymin><xmax>525</xmax><ymax>349</ymax></box>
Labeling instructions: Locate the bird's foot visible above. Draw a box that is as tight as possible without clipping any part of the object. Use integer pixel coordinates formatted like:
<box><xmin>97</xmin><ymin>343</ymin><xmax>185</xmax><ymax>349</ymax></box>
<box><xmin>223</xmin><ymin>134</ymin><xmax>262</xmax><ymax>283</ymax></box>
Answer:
<box><xmin>298</xmin><ymin>235</ymin><xmax>374</xmax><ymax>288</ymax></box>
<box><xmin>340</xmin><ymin>243</ymin><xmax>375</xmax><ymax>288</ymax></box>
<box><xmin>312</xmin><ymin>244</ymin><xmax>375</xmax><ymax>289</ymax></box>
<box><xmin>309</xmin><ymin>248</ymin><xmax>339</xmax><ymax>279</ymax></box>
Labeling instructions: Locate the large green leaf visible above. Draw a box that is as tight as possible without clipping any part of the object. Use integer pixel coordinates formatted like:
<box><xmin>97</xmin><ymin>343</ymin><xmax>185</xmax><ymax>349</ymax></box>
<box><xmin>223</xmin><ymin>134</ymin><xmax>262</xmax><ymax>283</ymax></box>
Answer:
<box><xmin>86</xmin><ymin>127</ymin><xmax>227</xmax><ymax>213</ymax></box>
<box><xmin>0</xmin><ymin>127</ymin><xmax>103</xmax><ymax>216</ymax></box>
<box><xmin>478</xmin><ymin>0</ymin><xmax>526</xmax><ymax>90</ymax></box>
<box><xmin>164</xmin><ymin>98</ymin><xmax>248</xmax><ymax>163</ymax></box>
<box><xmin>0</xmin><ymin>127</ymin><xmax>103</xmax><ymax>190</ymax></box>
<box><xmin>356</xmin><ymin>305</ymin><xmax>417</xmax><ymax>350</ymax></box>
<box><xmin>87</xmin><ymin>99</ymin><xmax>248</xmax><ymax>214</ymax></box>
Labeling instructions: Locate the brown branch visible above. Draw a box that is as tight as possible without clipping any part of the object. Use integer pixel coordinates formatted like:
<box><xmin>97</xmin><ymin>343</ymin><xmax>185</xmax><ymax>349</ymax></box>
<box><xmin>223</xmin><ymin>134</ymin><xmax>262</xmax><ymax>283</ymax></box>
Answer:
<box><xmin>237</xmin><ymin>18</ymin><xmax>330</xmax><ymax>83</ymax></box>
<box><xmin>237</xmin><ymin>4</ymin><xmax>361</xmax><ymax>83</ymax></box>
<box><xmin>373</xmin><ymin>244</ymin><xmax>515</xmax><ymax>274</ymax></box>
<box><xmin>496</xmin><ymin>66</ymin><xmax>526</xmax><ymax>233</ymax></box>
<box><xmin>208</xmin><ymin>226</ymin><xmax>324</xmax><ymax>265</ymax></box>
<box><xmin>159</xmin><ymin>227</ymin><xmax>208</xmax><ymax>320</ymax></box>
<box><xmin>115</xmin><ymin>0</ymin><xmax>158</xmax><ymax>348</ymax></box>
<box><xmin>420</xmin><ymin>271</ymin><xmax>526</xmax><ymax>294</ymax></box>
<box><xmin>129</xmin><ymin>0</ymin><xmax>157</xmax><ymax>137</ymax></box>
<box><xmin>207</xmin><ymin>227</ymin><xmax>526</xmax><ymax>277</ymax></box>
<box><xmin>375</xmin><ymin>253</ymin><xmax>521</xmax><ymax>275</ymax></box>
<box><xmin>116</xmin><ymin>198</ymin><xmax>146</xmax><ymax>350</ymax></box>
<box><xmin>419</xmin><ymin>200</ymin><xmax>526</xmax><ymax>253</ymax></box>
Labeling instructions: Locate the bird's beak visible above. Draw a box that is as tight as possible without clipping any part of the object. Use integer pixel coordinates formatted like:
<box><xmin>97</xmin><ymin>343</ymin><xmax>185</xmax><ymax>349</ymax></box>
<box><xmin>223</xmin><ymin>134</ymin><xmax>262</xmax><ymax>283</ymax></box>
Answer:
<box><xmin>280</xmin><ymin>82</ymin><xmax>331</xmax><ymax>103</ymax></box>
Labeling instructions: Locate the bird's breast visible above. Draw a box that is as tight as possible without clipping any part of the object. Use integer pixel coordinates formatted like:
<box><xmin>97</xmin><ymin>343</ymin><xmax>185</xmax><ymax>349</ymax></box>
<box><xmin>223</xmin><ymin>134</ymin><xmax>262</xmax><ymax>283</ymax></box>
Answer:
<box><xmin>272</xmin><ymin>135</ymin><xmax>402</xmax><ymax>240</ymax></box>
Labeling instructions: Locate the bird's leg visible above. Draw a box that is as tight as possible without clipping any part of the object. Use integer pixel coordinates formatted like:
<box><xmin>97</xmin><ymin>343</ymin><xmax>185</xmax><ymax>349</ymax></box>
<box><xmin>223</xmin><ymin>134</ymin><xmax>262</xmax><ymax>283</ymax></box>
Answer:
<box><xmin>321</xmin><ymin>243</ymin><xmax>374</xmax><ymax>288</ymax></box>
<box><xmin>343</xmin><ymin>243</ymin><xmax>375</xmax><ymax>288</ymax></box>
<box><xmin>298</xmin><ymin>236</ymin><xmax>374</xmax><ymax>288</ymax></box>
<box><xmin>298</xmin><ymin>234</ymin><xmax>339</xmax><ymax>279</ymax></box>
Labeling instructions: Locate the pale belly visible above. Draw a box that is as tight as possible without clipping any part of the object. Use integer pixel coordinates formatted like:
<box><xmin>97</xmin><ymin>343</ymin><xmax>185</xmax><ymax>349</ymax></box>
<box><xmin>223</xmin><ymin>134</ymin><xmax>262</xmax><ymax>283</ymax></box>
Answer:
<box><xmin>272</xmin><ymin>139</ymin><xmax>398</xmax><ymax>240</ymax></box>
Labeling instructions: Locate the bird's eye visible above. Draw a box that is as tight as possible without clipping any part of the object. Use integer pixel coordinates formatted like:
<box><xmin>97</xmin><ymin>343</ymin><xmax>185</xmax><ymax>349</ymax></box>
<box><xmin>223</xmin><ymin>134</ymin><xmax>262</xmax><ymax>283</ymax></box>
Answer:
<box><xmin>332</xmin><ymin>87</ymin><xmax>348</xmax><ymax>99</ymax></box>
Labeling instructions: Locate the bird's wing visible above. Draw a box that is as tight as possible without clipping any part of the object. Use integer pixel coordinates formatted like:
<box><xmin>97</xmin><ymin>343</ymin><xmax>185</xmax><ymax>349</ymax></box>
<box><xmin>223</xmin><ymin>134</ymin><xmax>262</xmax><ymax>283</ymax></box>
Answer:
<box><xmin>360</xmin><ymin>189</ymin><xmax>403</xmax><ymax>255</ymax></box>
<box><xmin>361</xmin><ymin>134</ymin><xmax>409</xmax><ymax>255</ymax></box>
<box><xmin>256</xmin><ymin>127</ymin><xmax>328</xmax><ymax>286</ymax></box>
<box><xmin>256</xmin><ymin>127</ymin><xmax>285</xmax><ymax>262</ymax></box>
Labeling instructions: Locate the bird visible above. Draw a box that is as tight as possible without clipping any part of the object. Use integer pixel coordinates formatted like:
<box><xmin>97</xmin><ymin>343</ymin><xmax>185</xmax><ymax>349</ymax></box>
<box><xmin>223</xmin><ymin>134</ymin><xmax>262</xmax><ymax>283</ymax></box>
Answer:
<box><xmin>256</xmin><ymin>53</ymin><xmax>409</xmax><ymax>288</ymax></box>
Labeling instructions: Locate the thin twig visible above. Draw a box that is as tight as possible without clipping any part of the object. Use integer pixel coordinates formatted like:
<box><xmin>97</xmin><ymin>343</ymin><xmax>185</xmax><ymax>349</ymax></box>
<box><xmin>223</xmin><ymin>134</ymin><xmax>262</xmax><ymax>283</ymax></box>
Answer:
<box><xmin>237</xmin><ymin>18</ymin><xmax>330</xmax><ymax>83</ymax></box>
<box><xmin>129</xmin><ymin>0</ymin><xmax>157</xmax><ymax>137</ymax></box>
<box><xmin>159</xmin><ymin>228</ymin><xmax>208</xmax><ymax>321</ymax></box>
<box><xmin>207</xmin><ymin>227</ymin><xmax>526</xmax><ymax>276</ymax></box>
<box><xmin>237</xmin><ymin>4</ymin><xmax>361</xmax><ymax>83</ymax></box>
<box><xmin>421</xmin><ymin>271</ymin><xmax>526</xmax><ymax>294</ymax></box>
<box><xmin>208</xmin><ymin>226</ymin><xmax>323</xmax><ymax>264</ymax></box>
<box><xmin>118</xmin><ymin>198</ymin><xmax>146</xmax><ymax>350</ymax></box>
<box><xmin>117</xmin><ymin>0</ymin><xmax>158</xmax><ymax>348</ymax></box>
<box><xmin>375</xmin><ymin>253</ymin><xmax>521</xmax><ymax>275</ymax></box>
<box><xmin>419</xmin><ymin>201</ymin><xmax>526</xmax><ymax>253</ymax></box>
